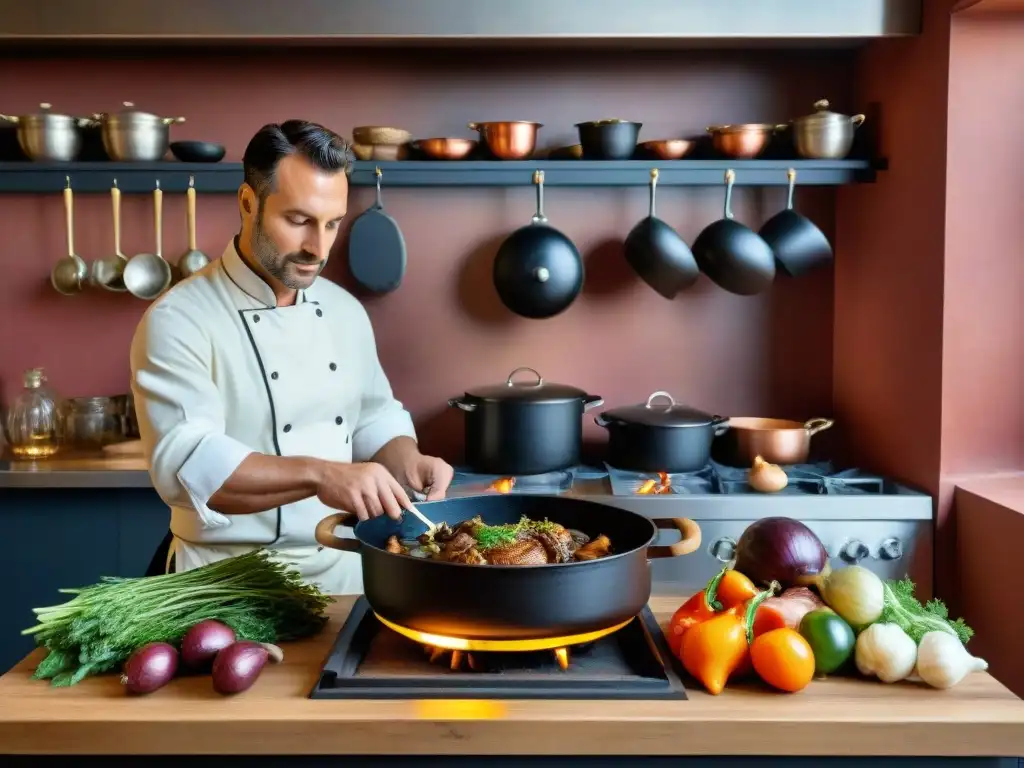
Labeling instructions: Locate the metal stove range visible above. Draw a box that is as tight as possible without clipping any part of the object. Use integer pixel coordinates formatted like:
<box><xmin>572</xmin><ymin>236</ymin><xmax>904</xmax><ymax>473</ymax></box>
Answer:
<box><xmin>438</xmin><ymin>461</ymin><xmax>934</xmax><ymax>598</ymax></box>
<box><xmin>310</xmin><ymin>596</ymin><xmax>687</xmax><ymax>700</ymax></box>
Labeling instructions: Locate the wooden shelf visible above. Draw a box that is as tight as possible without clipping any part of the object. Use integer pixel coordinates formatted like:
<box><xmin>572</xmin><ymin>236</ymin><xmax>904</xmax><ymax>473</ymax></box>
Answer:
<box><xmin>0</xmin><ymin>158</ymin><xmax>884</xmax><ymax>194</ymax></box>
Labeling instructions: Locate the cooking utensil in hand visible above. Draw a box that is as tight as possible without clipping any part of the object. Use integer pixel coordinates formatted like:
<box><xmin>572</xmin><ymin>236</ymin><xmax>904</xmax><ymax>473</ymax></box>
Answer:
<box><xmin>468</xmin><ymin>121</ymin><xmax>541</xmax><ymax>160</ymax></box>
<box><xmin>595</xmin><ymin>392</ymin><xmax>729</xmax><ymax>473</ymax></box>
<box><xmin>123</xmin><ymin>180</ymin><xmax>173</xmax><ymax>300</ymax></box>
<box><xmin>493</xmin><ymin>170</ymin><xmax>584</xmax><ymax>319</ymax></box>
<box><xmin>51</xmin><ymin>177</ymin><xmax>88</xmax><ymax>296</ymax></box>
<box><xmin>758</xmin><ymin>168</ymin><xmax>833</xmax><ymax>277</ymax></box>
<box><xmin>90</xmin><ymin>179</ymin><xmax>128</xmax><ymax>292</ymax></box>
<box><xmin>403</xmin><ymin>503</ymin><xmax>437</xmax><ymax>534</ymax></box>
<box><xmin>706</xmin><ymin>124</ymin><xmax>781</xmax><ymax>159</ymax></box>
<box><xmin>623</xmin><ymin>168</ymin><xmax>699</xmax><ymax>299</ymax></box>
<box><xmin>715</xmin><ymin>416</ymin><xmax>835</xmax><ymax>467</ymax></box>
<box><xmin>575</xmin><ymin>119</ymin><xmax>642</xmax><ymax>160</ymax></box>
<box><xmin>789</xmin><ymin>99</ymin><xmax>865</xmax><ymax>160</ymax></box>
<box><xmin>448</xmin><ymin>366</ymin><xmax>603</xmax><ymax>476</ymax></box>
<box><xmin>178</xmin><ymin>176</ymin><xmax>210</xmax><ymax>279</ymax></box>
<box><xmin>314</xmin><ymin>494</ymin><xmax>702</xmax><ymax>640</ymax></box>
<box><xmin>691</xmin><ymin>169</ymin><xmax>776</xmax><ymax>295</ymax></box>
<box><xmin>348</xmin><ymin>166</ymin><xmax>407</xmax><ymax>294</ymax></box>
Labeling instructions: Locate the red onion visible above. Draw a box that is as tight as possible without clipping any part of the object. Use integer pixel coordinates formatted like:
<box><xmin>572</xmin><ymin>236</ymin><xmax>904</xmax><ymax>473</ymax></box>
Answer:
<box><xmin>180</xmin><ymin>619</ymin><xmax>237</xmax><ymax>672</ymax></box>
<box><xmin>212</xmin><ymin>641</ymin><xmax>270</xmax><ymax>694</ymax></box>
<box><xmin>121</xmin><ymin>642</ymin><xmax>179</xmax><ymax>694</ymax></box>
<box><xmin>733</xmin><ymin>517</ymin><xmax>829</xmax><ymax>589</ymax></box>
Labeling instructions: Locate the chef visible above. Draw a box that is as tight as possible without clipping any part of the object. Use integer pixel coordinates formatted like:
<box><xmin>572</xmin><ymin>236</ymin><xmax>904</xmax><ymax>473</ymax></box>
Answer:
<box><xmin>130</xmin><ymin>119</ymin><xmax>453</xmax><ymax>594</ymax></box>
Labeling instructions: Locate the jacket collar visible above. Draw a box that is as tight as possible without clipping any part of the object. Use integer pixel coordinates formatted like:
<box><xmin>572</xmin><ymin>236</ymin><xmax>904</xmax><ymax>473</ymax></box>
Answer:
<box><xmin>220</xmin><ymin>236</ymin><xmax>309</xmax><ymax>308</ymax></box>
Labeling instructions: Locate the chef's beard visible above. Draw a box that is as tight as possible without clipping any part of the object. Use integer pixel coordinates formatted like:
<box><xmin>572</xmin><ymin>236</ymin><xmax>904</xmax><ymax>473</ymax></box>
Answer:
<box><xmin>252</xmin><ymin>216</ymin><xmax>325</xmax><ymax>290</ymax></box>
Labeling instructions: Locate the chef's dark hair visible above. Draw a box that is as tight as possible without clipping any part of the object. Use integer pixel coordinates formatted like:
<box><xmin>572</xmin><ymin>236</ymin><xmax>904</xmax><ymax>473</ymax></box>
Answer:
<box><xmin>242</xmin><ymin>120</ymin><xmax>350</xmax><ymax>202</ymax></box>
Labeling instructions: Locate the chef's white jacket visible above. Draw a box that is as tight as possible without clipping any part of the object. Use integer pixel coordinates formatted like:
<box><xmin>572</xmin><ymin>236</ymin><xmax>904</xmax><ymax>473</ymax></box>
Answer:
<box><xmin>129</xmin><ymin>239</ymin><xmax>417</xmax><ymax>594</ymax></box>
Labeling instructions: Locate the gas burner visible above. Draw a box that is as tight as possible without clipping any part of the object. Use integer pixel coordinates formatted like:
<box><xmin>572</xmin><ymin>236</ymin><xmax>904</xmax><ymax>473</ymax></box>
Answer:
<box><xmin>375</xmin><ymin>611</ymin><xmax>628</xmax><ymax>672</ymax></box>
<box><xmin>450</xmin><ymin>467</ymin><xmax>578</xmax><ymax>495</ymax></box>
<box><xmin>605</xmin><ymin>463</ymin><xmax>717</xmax><ymax>496</ymax></box>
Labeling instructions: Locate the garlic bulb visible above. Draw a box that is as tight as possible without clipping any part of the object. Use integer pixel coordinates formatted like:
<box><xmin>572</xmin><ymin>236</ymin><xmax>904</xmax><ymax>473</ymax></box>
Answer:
<box><xmin>855</xmin><ymin>622</ymin><xmax>917</xmax><ymax>683</ymax></box>
<box><xmin>749</xmin><ymin>456</ymin><xmax>788</xmax><ymax>493</ymax></box>
<box><xmin>915</xmin><ymin>631</ymin><xmax>988</xmax><ymax>689</ymax></box>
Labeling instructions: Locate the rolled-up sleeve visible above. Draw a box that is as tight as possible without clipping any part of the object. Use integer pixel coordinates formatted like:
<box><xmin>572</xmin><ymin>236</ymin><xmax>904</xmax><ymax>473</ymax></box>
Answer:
<box><xmin>130</xmin><ymin>303</ymin><xmax>253</xmax><ymax>528</ymax></box>
<box><xmin>351</xmin><ymin>320</ymin><xmax>416</xmax><ymax>461</ymax></box>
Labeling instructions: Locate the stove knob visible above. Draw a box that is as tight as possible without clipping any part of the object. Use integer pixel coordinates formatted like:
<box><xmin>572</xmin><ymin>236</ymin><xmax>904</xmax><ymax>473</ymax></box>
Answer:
<box><xmin>709</xmin><ymin>537</ymin><xmax>736</xmax><ymax>562</ymax></box>
<box><xmin>879</xmin><ymin>537</ymin><xmax>904</xmax><ymax>560</ymax></box>
<box><xmin>840</xmin><ymin>539</ymin><xmax>870</xmax><ymax>564</ymax></box>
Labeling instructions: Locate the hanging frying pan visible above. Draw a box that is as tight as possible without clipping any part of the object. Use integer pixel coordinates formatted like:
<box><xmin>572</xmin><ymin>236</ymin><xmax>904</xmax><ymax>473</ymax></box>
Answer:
<box><xmin>493</xmin><ymin>170</ymin><xmax>584</xmax><ymax>319</ymax></box>
<box><xmin>348</xmin><ymin>167</ymin><xmax>407</xmax><ymax>294</ymax></box>
<box><xmin>758</xmin><ymin>168</ymin><xmax>833</xmax><ymax>277</ymax></box>
<box><xmin>691</xmin><ymin>169</ymin><xmax>776</xmax><ymax>296</ymax></box>
<box><xmin>623</xmin><ymin>168</ymin><xmax>699</xmax><ymax>299</ymax></box>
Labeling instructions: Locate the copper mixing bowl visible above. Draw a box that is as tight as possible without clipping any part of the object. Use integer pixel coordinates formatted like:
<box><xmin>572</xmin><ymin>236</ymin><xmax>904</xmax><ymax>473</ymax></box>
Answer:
<box><xmin>639</xmin><ymin>139</ymin><xmax>696</xmax><ymax>160</ymax></box>
<box><xmin>414</xmin><ymin>137</ymin><xmax>477</xmax><ymax>160</ymax></box>
<box><xmin>468</xmin><ymin>121</ymin><xmax>541</xmax><ymax>160</ymax></box>
<box><xmin>707</xmin><ymin>124</ymin><xmax>782</xmax><ymax>159</ymax></box>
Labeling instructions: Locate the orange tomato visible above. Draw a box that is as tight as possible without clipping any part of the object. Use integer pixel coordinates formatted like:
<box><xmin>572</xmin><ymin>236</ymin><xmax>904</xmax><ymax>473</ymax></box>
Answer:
<box><xmin>749</xmin><ymin>628</ymin><xmax>816</xmax><ymax>693</ymax></box>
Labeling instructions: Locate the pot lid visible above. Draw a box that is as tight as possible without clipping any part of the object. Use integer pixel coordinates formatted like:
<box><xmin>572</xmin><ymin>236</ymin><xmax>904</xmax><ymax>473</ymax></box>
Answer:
<box><xmin>464</xmin><ymin>367</ymin><xmax>590</xmax><ymax>403</ymax></box>
<box><xmin>599</xmin><ymin>391</ymin><xmax>719</xmax><ymax>427</ymax></box>
<box><xmin>102</xmin><ymin>102</ymin><xmax>164</xmax><ymax>123</ymax></box>
<box><xmin>793</xmin><ymin>99</ymin><xmax>854</xmax><ymax>127</ymax></box>
<box><xmin>17</xmin><ymin>103</ymin><xmax>75</xmax><ymax>124</ymax></box>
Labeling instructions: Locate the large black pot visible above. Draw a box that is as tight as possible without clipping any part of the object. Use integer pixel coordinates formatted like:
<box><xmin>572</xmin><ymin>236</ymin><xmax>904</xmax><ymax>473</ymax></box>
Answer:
<box><xmin>448</xmin><ymin>366</ymin><xmax>603</xmax><ymax>475</ymax></box>
<box><xmin>314</xmin><ymin>495</ymin><xmax>701</xmax><ymax>640</ymax></box>
<box><xmin>596</xmin><ymin>391</ymin><xmax>729</xmax><ymax>472</ymax></box>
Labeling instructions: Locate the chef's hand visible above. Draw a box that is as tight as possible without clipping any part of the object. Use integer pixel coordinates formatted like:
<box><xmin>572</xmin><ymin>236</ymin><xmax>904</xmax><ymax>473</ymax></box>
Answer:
<box><xmin>402</xmin><ymin>453</ymin><xmax>455</xmax><ymax>501</ymax></box>
<box><xmin>315</xmin><ymin>461</ymin><xmax>413</xmax><ymax>521</ymax></box>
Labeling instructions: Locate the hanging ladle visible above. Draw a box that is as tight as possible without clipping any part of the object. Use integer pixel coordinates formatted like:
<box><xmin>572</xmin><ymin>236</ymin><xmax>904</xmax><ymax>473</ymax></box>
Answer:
<box><xmin>123</xmin><ymin>180</ymin><xmax>173</xmax><ymax>300</ymax></box>
<box><xmin>178</xmin><ymin>176</ymin><xmax>210</xmax><ymax>279</ymax></box>
<box><xmin>90</xmin><ymin>179</ymin><xmax>128</xmax><ymax>292</ymax></box>
<box><xmin>51</xmin><ymin>176</ymin><xmax>88</xmax><ymax>296</ymax></box>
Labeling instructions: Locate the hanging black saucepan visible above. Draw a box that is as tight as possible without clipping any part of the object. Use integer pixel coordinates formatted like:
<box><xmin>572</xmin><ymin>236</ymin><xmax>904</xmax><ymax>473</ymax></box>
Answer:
<box><xmin>493</xmin><ymin>170</ymin><xmax>584</xmax><ymax>319</ymax></box>
<box><xmin>691</xmin><ymin>169</ymin><xmax>776</xmax><ymax>296</ymax></box>
<box><xmin>623</xmin><ymin>168</ymin><xmax>699</xmax><ymax>299</ymax></box>
<box><xmin>313</xmin><ymin>494</ymin><xmax>702</xmax><ymax>640</ymax></box>
<box><xmin>758</xmin><ymin>168</ymin><xmax>833</xmax><ymax>277</ymax></box>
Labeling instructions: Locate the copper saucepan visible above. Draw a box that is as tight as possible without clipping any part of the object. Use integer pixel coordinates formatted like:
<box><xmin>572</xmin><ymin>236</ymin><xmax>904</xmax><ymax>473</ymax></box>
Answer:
<box><xmin>718</xmin><ymin>417</ymin><xmax>835</xmax><ymax>466</ymax></box>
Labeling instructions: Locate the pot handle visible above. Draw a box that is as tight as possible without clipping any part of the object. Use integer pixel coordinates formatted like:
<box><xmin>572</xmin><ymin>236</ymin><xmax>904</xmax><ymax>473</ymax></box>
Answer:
<box><xmin>448</xmin><ymin>397</ymin><xmax>477</xmax><ymax>412</ymax></box>
<box><xmin>645</xmin><ymin>391</ymin><xmax>676</xmax><ymax>408</ymax></box>
<box><xmin>161</xmin><ymin>116</ymin><xmax>187</xmax><ymax>125</ymax></box>
<box><xmin>583</xmin><ymin>394</ymin><xmax>604</xmax><ymax>411</ymax></box>
<box><xmin>851</xmin><ymin>114</ymin><xmax>866</xmax><ymax>128</ymax></box>
<box><xmin>711</xmin><ymin>415</ymin><xmax>731</xmax><ymax>436</ymax></box>
<box><xmin>314</xmin><ymin>512</ymin><xmax>362</xmax><ymax>553</ymax></box>
<box><xmin>507</xmin><ymin>366</ymin><xmax>543</xmax><ymax>387</ymax></box>
<box><xmin>803</xmin><ymin>418</ymin><xmax>834</xmax><ymax>436</ymax></box>
<box><xmin>647</xmin><ymin>518</ymin><xmax>702</xmax><ymax>559</ymax></box>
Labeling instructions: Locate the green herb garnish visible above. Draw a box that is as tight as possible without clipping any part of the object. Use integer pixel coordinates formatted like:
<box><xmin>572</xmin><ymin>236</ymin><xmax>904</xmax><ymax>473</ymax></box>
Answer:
<box><xmin>473</xmin><ymin>515</ymin><xmax>560</xmax><ymax>550</ymax></box>
<box><xmin>23</xmin><ymin>549</ymin><xmax>332</xmax><ymax>687</ymax></box>
<box><xmin>878</xmin><ymin>577</ymin><xmax>974</xmax><ymax>645</ymax></box>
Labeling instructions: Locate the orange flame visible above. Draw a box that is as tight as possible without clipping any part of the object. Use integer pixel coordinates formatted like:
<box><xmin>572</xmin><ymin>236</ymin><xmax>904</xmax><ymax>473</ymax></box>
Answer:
<box><xmin>491</xmin><ymin>477</ymin><xmax>516</xmax><ymax>494</ymax></box>
<box><xmin>553</xmin><ymin>647</ymin><xmax>570</xmax><ymax>671</ymax></box>
<box><xmin>635</xmin><ymin>471</ymin><xmax>672</xmax><ymax>495</ymax></box>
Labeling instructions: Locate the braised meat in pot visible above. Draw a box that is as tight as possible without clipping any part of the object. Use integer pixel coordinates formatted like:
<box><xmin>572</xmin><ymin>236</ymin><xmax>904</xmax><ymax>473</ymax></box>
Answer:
<box><xmin>384</xmin><ymin>515</ymin><xmax>613</xmax><ymax>565</ymax></box>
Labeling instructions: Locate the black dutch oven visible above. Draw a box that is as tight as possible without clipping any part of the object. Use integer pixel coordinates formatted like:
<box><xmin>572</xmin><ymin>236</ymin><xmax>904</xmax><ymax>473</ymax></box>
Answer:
<box><xmin>314</xmin><ymin>494</ymin><xmax>701</xmax><ymax>640</ymax></box>
<box><xmin>596</xmin><ymin>391</ymin><xmax>729</xmax><ymax>472</ymax></box>
<box><xmin>448</xmin><ymin>366</ymin><xmax>603</xmax><ymax>475</ymax></box>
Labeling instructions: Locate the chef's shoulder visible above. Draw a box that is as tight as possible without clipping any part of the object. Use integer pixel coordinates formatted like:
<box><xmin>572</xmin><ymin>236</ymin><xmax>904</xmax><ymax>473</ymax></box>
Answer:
<box><xmin>308</xmin><ymin>278</ymin><xmax>375</xmax><ymax>338</ymax></box>
<box><xmin>131</xmin><ymin>272</ymin><xmax>225</xmax><ymax>352</ymax></box>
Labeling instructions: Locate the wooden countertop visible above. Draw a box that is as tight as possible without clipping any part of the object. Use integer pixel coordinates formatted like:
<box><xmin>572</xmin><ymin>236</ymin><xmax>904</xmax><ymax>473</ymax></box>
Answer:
<box><xmin>0</xmin><ymin>446</ymin><xmax>151</xmax><ymax>489</ymax></box>
<box><xmin>0</xmin><ymin>596</ymin><xmax>1021</xmax><ymax>757</ymax></box>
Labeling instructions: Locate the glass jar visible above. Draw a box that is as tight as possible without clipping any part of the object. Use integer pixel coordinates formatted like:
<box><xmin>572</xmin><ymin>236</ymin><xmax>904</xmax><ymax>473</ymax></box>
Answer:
<box><xmin>63</xmin><ymin>396</ymin><xmax>125</xmax><ymax>450</ymax></box>
<box><xmin>3</xmin><ymin>368</ymin><xmax>64</xmax><ymax>459</ymax></box>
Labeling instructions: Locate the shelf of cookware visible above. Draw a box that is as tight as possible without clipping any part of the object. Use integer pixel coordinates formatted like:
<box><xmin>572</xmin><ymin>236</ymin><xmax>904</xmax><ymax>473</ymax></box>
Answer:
<box><xmin>0</xmin><ymin>158</ymin><xmax>885</xmax><ymax>194</ymax></box>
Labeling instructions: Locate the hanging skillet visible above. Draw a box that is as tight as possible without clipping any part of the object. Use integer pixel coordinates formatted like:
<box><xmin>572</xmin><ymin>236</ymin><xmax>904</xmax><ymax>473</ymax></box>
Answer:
<box><xmin>493</xmin><ymin>170</ymin><xmax>584</xmax><ymax>319</ymax></box>
<box><xmin>348</xmin><ymin>166</ymin><xmax>407</xmax><ymax>294</ymax></box>
<box><xmin>623</xmin><ymin>168</ymin><xmax>699</xmax><ymax>299</ymax></box>
<box><xmin>691</xmin><ymin>169</ymin><xmax>775</xmax><ymax>296</ymax></box>
<box><xmin>758</xmin><ymin>168</ymin><xmax>833</xmax><ymax>278</ymax></box>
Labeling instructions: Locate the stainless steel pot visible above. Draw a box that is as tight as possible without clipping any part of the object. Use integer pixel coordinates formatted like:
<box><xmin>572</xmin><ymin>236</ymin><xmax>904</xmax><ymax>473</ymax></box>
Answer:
<box><xmin>790</xmin><ymin>99</ymin><xmax>865</xmax><ymax>160</ymax></box>
<box><xmin>0</xmin><ymin>103</ymin><xmax>85</xmax><ymax>162</ymax></box>
<box><xmin>96</xmin><ymin>102</ymin><xmax>186</xmax><ymax>162</ymax></box>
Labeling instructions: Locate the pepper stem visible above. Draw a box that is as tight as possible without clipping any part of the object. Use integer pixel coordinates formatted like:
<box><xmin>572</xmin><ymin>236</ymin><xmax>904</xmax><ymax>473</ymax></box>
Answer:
<box><xmin>743</xmin><ymin>581</ymin><xmax>780</xmax><ymax>645</ymax></box>
<box><xmin>703</xmin><ymin>561</ymin><xmax>733</xmax><ymax>611</ymax></box>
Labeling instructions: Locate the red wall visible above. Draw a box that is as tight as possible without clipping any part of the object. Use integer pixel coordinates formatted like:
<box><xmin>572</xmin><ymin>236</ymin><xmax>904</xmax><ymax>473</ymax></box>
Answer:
<box><xmin>0</xmin><ymin>49</ymin><xmax>851</xmax><ymax>461</ymax></box>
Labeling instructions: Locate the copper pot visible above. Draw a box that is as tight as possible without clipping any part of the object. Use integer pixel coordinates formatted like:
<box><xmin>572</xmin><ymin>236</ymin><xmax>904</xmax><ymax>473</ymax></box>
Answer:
<box><xmin>639</xmin><ymin>139</ymin><xmax>696</xmax><ymax>160</ymax></box>
<box><xmin>413</xmin><ymin>137</ymin><xmax>477</xmax><ymax>160</ymax></box>
<box><xmin>707</xmin><ymin>124</ymin><xmax>782</xmax><ymax>159</ymax></box>
<box><xmin>468</xmin><ymin>121</ymin><xmax>541</xmax><ymax>160</ymax></box>
<box><xmin>719</xmin><ymin>417</ymin><xmax>834</xmax><ymax>466</ymax></box>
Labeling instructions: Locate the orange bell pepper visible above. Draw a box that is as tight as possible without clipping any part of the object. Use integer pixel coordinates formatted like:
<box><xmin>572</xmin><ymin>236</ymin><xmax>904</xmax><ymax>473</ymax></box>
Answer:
<box><xmin>666</xmin><ymin>565</ymin><xmax>759</xmax><ymax>657</ymax></box>
<box><xmin>714</xmin><ymin>568</ymin><xmax>759</xmax><ymax>610</ymax></box>
<box><xmin>679</xmin><ymin>582</ymin><xmax>779</xmax><ymax>695</ymax></box>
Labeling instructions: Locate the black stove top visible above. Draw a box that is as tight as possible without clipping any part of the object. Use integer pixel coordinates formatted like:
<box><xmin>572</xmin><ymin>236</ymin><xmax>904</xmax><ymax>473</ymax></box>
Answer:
<box><xmin>310</xmin><ymin>597</ymin><xmax>688</xmax><ymax>700</ymax></box>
